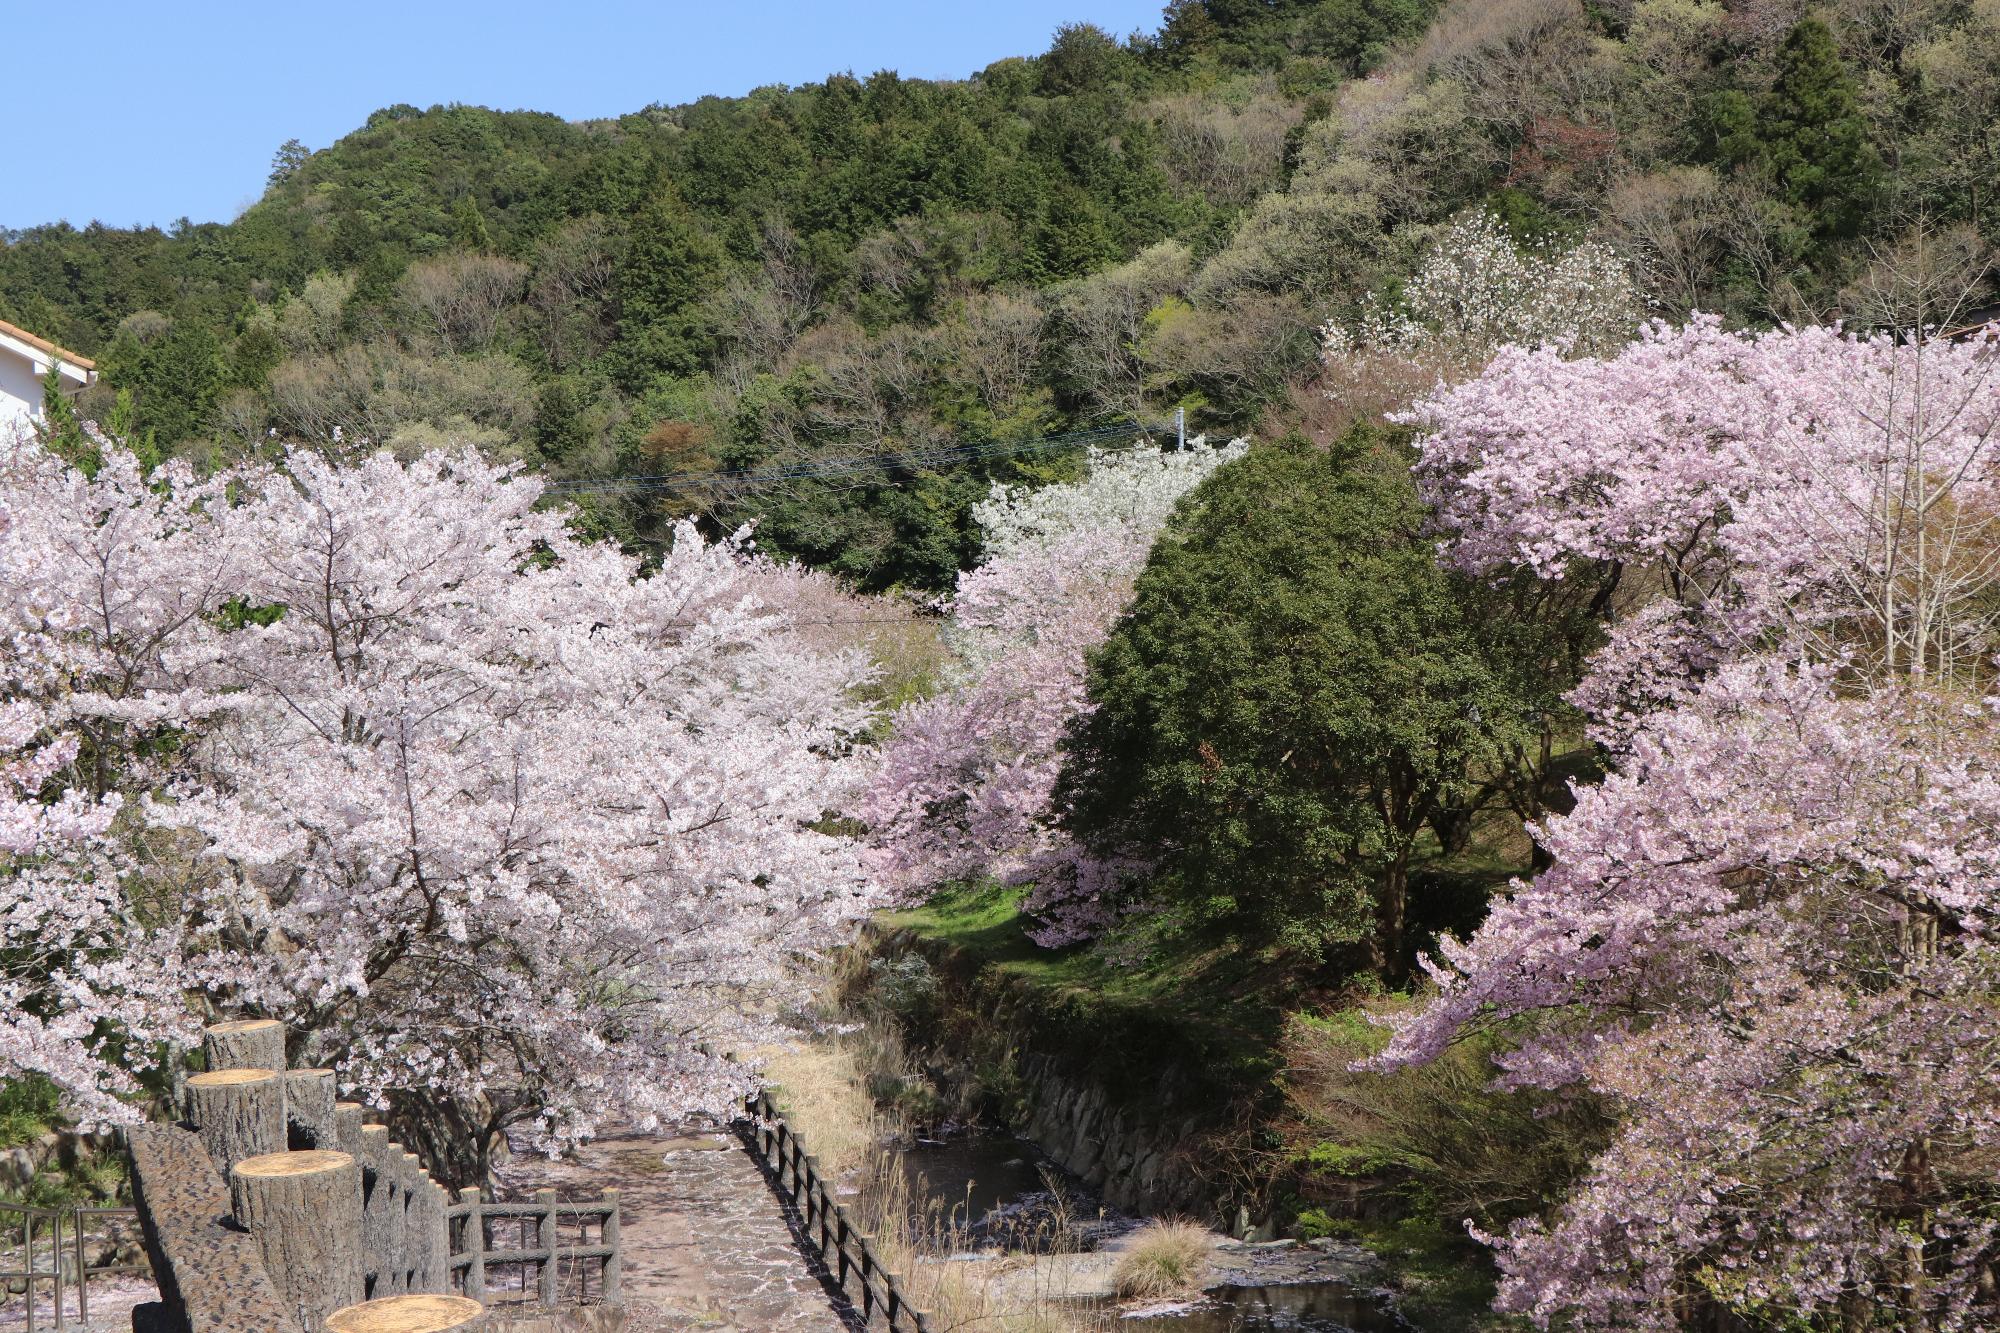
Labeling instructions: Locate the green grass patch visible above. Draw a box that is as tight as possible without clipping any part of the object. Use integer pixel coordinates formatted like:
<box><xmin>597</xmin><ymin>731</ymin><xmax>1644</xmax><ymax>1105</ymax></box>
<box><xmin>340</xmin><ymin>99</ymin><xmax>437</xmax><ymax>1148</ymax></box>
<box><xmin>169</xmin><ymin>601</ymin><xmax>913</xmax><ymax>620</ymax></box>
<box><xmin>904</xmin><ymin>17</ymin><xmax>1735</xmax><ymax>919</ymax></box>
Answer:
<box><xmin>882</xmin><ymin>880</ymin><xmax>1321</xmax><ymax>1119</ymax></box>
<box><xmin>0</xmin><ymin>1076</ymin><xmax>64</xmax><ymax>1149</ymax></box>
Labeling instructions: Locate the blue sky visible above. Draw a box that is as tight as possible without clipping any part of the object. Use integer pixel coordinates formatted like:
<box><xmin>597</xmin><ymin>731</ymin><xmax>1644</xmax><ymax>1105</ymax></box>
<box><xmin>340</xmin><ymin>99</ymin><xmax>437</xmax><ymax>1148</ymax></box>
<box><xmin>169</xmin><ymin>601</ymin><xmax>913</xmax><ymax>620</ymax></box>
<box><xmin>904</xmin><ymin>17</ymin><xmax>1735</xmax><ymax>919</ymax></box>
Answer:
<box><xmin>5</xmin><ymin>0</ymin><xmax>1168</xmax><ymax>232</ymax></box>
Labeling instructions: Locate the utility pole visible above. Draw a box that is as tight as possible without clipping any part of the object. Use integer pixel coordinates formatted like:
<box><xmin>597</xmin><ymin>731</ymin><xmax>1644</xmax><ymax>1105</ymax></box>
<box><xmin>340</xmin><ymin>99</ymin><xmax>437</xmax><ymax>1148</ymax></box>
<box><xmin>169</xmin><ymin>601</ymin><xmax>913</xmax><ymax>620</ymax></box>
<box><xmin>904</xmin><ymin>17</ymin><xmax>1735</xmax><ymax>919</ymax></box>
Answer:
<box><xmin>1175</xmin><ymin>406</ymin><xmax>1185</xmax><ymax>451</ymax></box>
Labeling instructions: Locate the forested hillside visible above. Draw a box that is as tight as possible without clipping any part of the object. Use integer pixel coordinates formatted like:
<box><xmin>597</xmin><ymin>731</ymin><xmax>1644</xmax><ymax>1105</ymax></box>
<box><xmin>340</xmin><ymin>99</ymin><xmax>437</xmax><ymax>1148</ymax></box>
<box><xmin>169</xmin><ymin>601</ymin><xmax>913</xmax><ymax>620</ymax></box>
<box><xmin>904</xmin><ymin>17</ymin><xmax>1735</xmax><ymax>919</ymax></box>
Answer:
<box><xmin>7</xmin><ymin>0</ymin><xmax>1996</xmax><ymax>589</ymax></box>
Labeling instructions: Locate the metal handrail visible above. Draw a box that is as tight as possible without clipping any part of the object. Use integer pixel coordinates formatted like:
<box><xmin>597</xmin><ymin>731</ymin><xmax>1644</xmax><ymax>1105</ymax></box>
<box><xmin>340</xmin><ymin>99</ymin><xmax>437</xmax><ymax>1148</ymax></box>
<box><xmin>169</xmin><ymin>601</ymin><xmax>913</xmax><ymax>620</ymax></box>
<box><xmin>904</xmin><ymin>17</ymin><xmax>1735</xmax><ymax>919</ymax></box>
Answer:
<box><xmin>743</xmin><ymin>1090</ymin><xmax>932</xmax><ymax>1333</ymax></box>
<box><xmin>0</xmin><ymin>1202</ymin><xmax>147</xmax><ymax>1332</ymax></box>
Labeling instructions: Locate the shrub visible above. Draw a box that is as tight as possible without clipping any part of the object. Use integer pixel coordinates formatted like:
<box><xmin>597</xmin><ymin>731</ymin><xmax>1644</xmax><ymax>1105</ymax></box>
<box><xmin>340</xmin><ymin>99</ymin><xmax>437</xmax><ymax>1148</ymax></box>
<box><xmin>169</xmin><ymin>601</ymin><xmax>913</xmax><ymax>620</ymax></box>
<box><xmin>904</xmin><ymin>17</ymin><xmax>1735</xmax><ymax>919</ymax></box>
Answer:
<box><xmin>1112</xmin><ymin>1220</ymin><xmax>1214</xmax><ymax>1300</ymax></box>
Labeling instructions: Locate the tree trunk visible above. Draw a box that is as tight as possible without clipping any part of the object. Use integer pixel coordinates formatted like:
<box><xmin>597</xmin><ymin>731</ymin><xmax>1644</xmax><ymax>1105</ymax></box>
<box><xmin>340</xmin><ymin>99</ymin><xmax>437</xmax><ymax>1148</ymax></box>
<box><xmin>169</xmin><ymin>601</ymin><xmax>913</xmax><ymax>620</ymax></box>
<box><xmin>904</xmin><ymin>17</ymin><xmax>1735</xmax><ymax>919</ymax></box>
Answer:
<box><xmin>184</xmin><ymin>1067</ymin><xmax>285</xmax><ymax>1181</ymax></box>
<box><xmin>205</xmin><ymin>1018</ymin><xmax>288</xmax><ymax>1072</ymax></box>
<box><xmin>325</xmin><ymin>1294</ymin><xmax>485</xmax><ymax>1332</ymax></box>
<box><xmin>287</xmin><ymin>1068</ymin><xmax>339</xmax><ymax>1150</ymax></box>
<box><xmin>1378</xmin><ymin>854</ymin><xmax>1409</xmax><ymax>981</ymax></box>
<box><xmin>231</xmin><ymin>1148</ymin><xmax>367</xmax><ymax>1332</ymax></box>
<box><xmin>385</xmin><ymin>1088</ymin><xmax>503</xmax><ymax>1193</ymax></box>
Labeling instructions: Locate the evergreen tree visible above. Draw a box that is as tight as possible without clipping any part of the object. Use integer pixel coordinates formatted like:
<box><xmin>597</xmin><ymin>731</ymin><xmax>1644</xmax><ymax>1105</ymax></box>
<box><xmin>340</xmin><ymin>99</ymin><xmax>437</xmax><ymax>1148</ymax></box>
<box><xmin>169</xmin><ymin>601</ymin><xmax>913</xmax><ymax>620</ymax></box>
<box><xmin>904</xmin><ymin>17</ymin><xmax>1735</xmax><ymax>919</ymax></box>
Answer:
<box><xmin>1055</xmin><ymin>430</ymin><xmax>1592</xmax><ymax>970</ymax></box>
<box><xmin>268</xmin><ymin>138</ymin><xmax>310</xmax><ymax>187</ymax></box>
<box><xmin>1759</xmin><ymin>18</ymin><xmax>1881</xmax><ymax>239</ymax></box>
<box><xmin>36</xmin><ymin>363</ymin><xmax>92</xmax><ymax>472</ymax></box>
<box><xmin>614</xmin><ymin>189</ymin><xmax>727</xmax><ymax>388</ymax></box>
<box><xmin>450</xmin><ymin>195</ymin><xmax>493</xmax><ymax>251</ymax></box>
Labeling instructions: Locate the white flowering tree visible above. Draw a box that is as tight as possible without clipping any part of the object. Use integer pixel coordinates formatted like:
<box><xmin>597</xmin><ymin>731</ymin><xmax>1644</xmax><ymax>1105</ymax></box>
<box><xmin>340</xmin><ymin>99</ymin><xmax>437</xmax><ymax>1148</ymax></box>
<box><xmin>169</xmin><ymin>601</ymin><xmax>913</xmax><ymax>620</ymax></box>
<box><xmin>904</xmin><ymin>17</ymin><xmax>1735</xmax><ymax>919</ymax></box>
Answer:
<box><xmin>2</xmin><ymin>431</ymin><xmax>880</xmax><ymax>1179</ymax></box>
<box><xmin>1320</xmin><ymin>210</ymin><xmax>1641</xmax><ymax>422</ymax></box>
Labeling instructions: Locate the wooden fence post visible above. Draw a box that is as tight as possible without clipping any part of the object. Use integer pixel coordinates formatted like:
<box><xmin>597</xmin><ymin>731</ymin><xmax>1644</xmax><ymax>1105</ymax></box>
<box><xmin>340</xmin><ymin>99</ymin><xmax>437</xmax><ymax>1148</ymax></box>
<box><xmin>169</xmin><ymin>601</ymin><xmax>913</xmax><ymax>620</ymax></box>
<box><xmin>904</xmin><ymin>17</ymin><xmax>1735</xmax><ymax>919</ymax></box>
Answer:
<box><xmin>834</xmin><ymin>1204</ymin><xmax>852</xmax><ymax>1294</ymax></box>
<box><xmin>456</xmin><ymin>1187</ymin><xmax>483</xmax><ymax>1302</ymax></box>
<box><xmin>536</xmin><ymin>1188</ymin><xmax>560</xmax><ymax>1307</ymax></box>
<box><xmin>601</xmin><ymin>1190</ymin><xmax>621</xmax><ymax>1302</ymax></box>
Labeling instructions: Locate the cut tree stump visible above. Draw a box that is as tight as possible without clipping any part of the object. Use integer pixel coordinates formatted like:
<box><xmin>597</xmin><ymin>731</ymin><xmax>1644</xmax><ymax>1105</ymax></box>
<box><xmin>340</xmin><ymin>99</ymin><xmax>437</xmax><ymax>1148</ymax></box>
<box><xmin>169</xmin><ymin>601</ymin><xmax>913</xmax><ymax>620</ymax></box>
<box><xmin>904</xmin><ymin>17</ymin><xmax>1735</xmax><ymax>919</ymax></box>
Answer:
<box><xmin>325</xmin><ymin>1293</ymin><xmax>485</xmax><ymax>1332</ymax></box>
<box><xmin>185</xmin><ymin>1067</ymin><xmax>285</xmax><ymax>1180</ymax></box>
<box><xmin>232</xmin><ymin>1148</ymin><xmax>367</xmax><ymax>1331</ymax></box>
<box><xmin>205</xmin><ymin>1017</ymin><xmax>288</xmax><ymax>1071</ymax></box>
<box><xmin>288</xmin><ymin>1067</ymin><xmax>339</xmax><ymax>1149</ymax></box>
<box><xmin>335</xmin><ymin>1100</ymin><xmax>367</xmax><ymax>1158</ymax></box>
<box><xmin>360</xmin><ymin>1124</ymin><xmax>405</xmax><ymax>1297</ymax></box>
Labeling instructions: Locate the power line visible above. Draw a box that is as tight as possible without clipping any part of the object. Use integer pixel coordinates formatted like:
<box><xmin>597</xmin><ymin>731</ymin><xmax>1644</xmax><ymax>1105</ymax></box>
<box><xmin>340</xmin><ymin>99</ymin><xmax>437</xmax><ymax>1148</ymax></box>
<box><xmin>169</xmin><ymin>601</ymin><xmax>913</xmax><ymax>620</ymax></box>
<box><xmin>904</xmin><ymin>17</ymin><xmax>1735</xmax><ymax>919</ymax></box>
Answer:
<box><xmin>541</xmin><ymin>418</ymin><xmax>1163</xmax><ymax>498</ymax></box>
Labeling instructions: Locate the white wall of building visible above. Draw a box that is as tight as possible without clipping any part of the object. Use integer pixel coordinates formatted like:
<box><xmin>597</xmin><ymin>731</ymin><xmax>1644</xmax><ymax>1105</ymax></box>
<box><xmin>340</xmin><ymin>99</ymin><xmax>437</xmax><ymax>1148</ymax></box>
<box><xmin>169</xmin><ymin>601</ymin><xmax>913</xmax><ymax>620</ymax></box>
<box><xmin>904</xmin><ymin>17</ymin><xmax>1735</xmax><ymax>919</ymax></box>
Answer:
<box><xmin>0</xmin><ymin>345</ymin><xmax>46</xmax><ymax>435</ymax></box>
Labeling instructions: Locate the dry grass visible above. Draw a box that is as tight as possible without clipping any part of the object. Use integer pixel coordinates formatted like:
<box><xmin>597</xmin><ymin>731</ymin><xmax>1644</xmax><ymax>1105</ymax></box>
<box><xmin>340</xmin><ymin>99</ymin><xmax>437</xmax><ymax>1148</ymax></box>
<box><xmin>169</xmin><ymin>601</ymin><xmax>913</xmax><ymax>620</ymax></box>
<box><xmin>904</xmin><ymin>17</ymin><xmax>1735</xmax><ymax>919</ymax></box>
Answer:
<box><xmin>1111</xmin><ymin>1221</ymin><xmax>1213</xmax><ymax>1300</ymax></box>
<box><xmin>757</xmin><ymin>1033</ymin><xmax>1113</xmax><ymax>1331</ymax></box>
<box><xmin>759</xmin><ymin>1038</ymin><xmax>899</xmax><ymax>1177</ymax></box>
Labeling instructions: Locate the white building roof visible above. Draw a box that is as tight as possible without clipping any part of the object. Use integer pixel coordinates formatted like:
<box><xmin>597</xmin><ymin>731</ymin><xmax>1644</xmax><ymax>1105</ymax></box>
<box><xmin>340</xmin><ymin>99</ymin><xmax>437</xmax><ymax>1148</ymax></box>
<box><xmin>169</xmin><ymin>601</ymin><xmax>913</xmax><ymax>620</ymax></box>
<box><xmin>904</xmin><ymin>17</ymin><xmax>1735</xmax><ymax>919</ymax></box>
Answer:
<box><xmin>0</xmin><ymin>318</ymin><xmax>94</xmax><ymax>388</ymax></box>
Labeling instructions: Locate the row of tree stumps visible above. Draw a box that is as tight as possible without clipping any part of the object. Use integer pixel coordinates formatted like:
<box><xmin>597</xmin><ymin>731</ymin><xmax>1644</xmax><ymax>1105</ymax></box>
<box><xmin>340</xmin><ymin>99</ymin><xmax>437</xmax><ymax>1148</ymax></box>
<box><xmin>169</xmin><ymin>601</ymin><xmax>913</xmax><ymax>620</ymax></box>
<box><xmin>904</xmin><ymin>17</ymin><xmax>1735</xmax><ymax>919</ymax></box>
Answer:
<box><xmin>136</xmin><ymin>1018</ymin><xmax>491</xmax><ymax>1333</ymax></box>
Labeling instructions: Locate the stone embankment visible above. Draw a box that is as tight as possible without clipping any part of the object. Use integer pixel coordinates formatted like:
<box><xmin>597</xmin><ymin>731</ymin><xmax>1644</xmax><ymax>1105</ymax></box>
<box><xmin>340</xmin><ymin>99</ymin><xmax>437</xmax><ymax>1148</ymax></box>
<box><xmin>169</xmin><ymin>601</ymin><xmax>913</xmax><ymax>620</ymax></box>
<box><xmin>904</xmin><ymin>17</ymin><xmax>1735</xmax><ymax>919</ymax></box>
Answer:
<box><xmin>883</xmin><ymin>927</ymin><xmax>1257</xmax><ymax>1230</ymax></box>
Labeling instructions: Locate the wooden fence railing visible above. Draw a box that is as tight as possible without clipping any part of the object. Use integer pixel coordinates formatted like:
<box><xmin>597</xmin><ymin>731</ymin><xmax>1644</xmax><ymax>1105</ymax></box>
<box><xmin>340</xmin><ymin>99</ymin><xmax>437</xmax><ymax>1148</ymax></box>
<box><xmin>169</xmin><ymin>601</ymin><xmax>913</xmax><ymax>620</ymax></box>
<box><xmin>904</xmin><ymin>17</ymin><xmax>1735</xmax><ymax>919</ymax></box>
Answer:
<box><xmin>743</xmin><ymin>1089</ymin><xmax>932</xmax><ymax>1333</ymax></box>
<box><xmin>446</xmin><ymin>1187</ymin><xmax>621</xmax><ymax>1308</ymax></box>
<box><xmin>0</xmin><ymin>1202</ymin><xmax>147</xmax><ymax>1332</ymax></box>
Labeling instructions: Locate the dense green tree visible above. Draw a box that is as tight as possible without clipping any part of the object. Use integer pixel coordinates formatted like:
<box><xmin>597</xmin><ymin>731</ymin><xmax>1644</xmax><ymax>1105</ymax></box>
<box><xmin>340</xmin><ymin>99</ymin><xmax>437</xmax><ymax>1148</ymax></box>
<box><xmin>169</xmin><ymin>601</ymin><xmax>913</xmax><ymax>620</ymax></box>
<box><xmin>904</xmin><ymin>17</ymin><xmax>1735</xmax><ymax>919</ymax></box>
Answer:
<box><xmin>1056</xmin><ymin>430</ymin><xmax>1592</xmax><ymax>969</ymax></box>
<box><xmin>450</xmin><ymin>195</ymin><xmax>493</xmax><ymax>252</ymax></box>
<box><xmin>98</xmin><ymin>319</ymin><xmax>227</xmax><ymax>446</ymax></box>
<box><xmin>1713</xmin><ymin>18</ymin><xmax>1881</xmax><ymax>246</ymax></box>
<box><xmin>614</xmin><ymin>189</ymin><xmax>727</xmax><ymax>387</ymax></box>
<box><xmin>36</xmin><ymin>364</ymin><xmax>90</xmax><ymax>469</ymax></box>
<box><xmin>1761</xmin><ymin>18</ymin><xmax>1881</xmax><ymax>239</ymax></box>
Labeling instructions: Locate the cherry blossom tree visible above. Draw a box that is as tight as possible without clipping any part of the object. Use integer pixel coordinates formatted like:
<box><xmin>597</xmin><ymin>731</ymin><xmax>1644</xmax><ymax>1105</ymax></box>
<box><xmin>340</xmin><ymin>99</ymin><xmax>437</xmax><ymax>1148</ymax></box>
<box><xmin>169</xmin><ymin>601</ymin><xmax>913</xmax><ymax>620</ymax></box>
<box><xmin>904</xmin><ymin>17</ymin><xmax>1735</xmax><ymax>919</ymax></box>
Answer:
<box><xmin>0</xmin><ymin>431</ymin><xmax>235</xmax><ymax>1124</ymax></box>
<box><xmin>1405</xmin><ymin>316</ymin><xmax>2000</xmax><ymax>733</ymax></box>
<box><xmin>1383</xmin><ymin>320</ymin><xmax>2000</xmax><ymax>1327</ymax></box>
<box><xmin>3</xmin><ymin>431</ymin><xmax>882</xmax><ymax>1178</ymax></box>
<box><xmin>863</xmin><ymin>439</ymin><xmax>1245</xmax><ymax>944</ymax></box>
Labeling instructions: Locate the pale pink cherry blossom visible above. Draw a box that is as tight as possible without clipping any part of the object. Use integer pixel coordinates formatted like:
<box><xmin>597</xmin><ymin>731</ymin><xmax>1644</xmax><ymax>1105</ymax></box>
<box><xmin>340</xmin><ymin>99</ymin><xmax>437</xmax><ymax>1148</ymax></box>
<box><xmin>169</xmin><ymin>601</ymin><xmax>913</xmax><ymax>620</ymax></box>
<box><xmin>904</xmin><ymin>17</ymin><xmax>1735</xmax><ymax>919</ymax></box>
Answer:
<box><xmin>863</xmin><ymin>440</ymin><xmax>1245</xmax><ymax>944</ymax></box>
<box><xmin>5</xmin><ymin>431</ymin><xmax>883</xmax><ymax>1160</ymax></box>
<box><xmin>1384</xmin><ymin>317</ymin><xmax>2000</xmax><ymax>1326</ymax></box>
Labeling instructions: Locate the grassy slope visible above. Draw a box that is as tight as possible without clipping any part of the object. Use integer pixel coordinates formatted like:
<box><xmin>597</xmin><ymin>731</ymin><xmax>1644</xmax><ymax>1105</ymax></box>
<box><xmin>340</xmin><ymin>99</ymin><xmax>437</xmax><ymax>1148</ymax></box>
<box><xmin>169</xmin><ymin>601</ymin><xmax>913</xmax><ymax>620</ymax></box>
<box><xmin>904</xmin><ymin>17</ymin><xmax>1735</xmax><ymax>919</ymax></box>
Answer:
<box><xmin>885</xmin><ymin>880</ymin><xmax>1306</xmax><ymax>1103</ymax></box>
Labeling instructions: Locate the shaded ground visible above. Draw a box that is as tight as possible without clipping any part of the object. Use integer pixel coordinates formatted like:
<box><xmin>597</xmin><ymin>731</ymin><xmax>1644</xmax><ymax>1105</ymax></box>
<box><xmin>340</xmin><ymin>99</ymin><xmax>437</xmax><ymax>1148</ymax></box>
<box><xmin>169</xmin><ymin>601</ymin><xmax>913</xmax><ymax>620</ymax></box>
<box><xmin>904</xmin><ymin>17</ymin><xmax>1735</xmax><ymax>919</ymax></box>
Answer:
<box><xmin>498</xmin><ymin>1127</ymin><xmax>852</xmax><ymax>1333</ymax></box>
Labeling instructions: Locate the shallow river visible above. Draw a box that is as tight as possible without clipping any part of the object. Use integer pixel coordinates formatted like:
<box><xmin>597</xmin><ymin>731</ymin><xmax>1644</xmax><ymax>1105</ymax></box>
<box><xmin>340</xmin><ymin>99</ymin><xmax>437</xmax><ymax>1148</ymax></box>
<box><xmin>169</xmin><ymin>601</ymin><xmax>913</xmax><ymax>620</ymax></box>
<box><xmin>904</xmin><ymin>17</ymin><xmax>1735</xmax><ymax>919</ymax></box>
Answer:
<box><xmin>892</xmin><ymin>1131</ymin><xmax>1407</xmax><ymax>1332</ymax></box>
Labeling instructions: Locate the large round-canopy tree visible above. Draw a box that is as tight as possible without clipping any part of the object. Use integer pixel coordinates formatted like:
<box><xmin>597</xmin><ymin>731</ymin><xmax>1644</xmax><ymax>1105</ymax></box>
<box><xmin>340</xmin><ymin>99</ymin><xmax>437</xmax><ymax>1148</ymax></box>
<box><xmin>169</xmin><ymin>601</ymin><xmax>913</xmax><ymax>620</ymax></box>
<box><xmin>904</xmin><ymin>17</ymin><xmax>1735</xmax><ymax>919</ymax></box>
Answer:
<box><xmin>1054</xmin><ymin>429</ymin><xmax>1595</xmax><ymax>969</ymax></box>
<box><xmin>1</xmin><ymin>428</ymin><xmax>879</xmax><ymax>1182</ymax></box>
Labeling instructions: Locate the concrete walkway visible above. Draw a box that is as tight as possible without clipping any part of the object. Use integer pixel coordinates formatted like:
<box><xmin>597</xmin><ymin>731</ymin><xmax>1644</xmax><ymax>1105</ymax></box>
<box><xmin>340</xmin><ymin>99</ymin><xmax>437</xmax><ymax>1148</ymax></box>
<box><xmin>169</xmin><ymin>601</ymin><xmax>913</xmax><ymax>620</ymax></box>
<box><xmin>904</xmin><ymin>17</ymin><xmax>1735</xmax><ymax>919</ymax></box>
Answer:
<box><xmin>497</xmin><ymin>1127</ymin><xmax>853</xmax><ymax>1333</ymax></box>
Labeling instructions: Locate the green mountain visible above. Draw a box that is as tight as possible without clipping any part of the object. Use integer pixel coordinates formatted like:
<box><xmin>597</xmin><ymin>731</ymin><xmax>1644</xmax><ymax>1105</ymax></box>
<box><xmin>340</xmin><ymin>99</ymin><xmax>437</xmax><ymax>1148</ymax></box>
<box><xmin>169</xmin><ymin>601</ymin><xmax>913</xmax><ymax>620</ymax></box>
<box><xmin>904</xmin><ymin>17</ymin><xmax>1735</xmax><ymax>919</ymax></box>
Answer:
<box><xmin>5</xmin><ymin>0</ymin><xmax>1995</xmax><ymax>588</ymax></box>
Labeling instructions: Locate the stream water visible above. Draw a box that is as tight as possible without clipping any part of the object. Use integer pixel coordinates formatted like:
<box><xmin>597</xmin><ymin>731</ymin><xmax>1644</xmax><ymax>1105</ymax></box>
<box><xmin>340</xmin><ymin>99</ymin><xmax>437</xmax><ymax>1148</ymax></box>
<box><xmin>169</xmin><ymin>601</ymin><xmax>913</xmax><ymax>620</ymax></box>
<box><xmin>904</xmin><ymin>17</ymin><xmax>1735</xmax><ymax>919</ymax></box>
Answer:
<box><xmin>891</xmin><ymin>1130</ymin><xmax>1408</xmax><ymax>1332</ymax></box>
<box><xmin>1118</xmin><ymin>1283</ymin><xmax>1410</xmax><ymax>1331</ymax></box>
